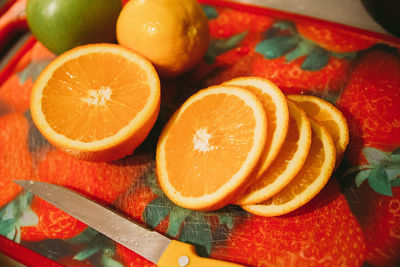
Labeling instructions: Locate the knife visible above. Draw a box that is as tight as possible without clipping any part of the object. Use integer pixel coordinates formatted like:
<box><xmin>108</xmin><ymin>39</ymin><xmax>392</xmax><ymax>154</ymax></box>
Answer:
<box><xmin>14</xmin><ymin>180</ymin><xmax>243</xmax><ymax>267</ymax></box>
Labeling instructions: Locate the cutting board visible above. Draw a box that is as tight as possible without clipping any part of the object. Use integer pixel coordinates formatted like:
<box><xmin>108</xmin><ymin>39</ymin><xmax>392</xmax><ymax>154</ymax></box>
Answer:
<box><xmin>1</xmin><ymin>0</ymin><xmax>400</xmax><ymax>266</ymax></box>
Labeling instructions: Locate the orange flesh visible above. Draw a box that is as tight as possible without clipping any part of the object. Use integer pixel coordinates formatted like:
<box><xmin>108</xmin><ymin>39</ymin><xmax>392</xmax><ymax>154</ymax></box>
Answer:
<box><xmin>164</xmin><ymin>94</ymin><xmax>256</xmax><ymax>197</ymax></box>
<box><xmin>243</xmin><ymin>85</ymin><xmax>277</xmax><ymax>159</ymax></box>
<box><xmin>42</xmin><ymin>53</ymin><xmax>150</xmax><ymax>142</ymax></box>
<box><xmin>294</xmin><ymin>101</ymin><xmax>340</xmax><ymax>150</ymax></box>
<box><xmin>254</xmin><ymin>116</ymin><xmax>299</xmax><ymax>189</ymax></box>
<box><xmin>264</xmin><ymin>129</ymin><xmax>324</xmax><ymax>205</ymax></box>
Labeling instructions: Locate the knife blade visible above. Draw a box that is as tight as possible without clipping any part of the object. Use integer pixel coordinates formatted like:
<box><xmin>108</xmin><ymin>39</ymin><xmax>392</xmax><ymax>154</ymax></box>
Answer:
<box><xmin>14</xmin><ymin>180</ymin><xmax>243</xmax><ymax>267</ymax></box>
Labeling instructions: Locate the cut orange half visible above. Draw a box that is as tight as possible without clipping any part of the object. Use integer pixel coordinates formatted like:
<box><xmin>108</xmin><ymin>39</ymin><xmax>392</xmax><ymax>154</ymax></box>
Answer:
<box><xmin>242</xmin><ymin>118</ymin><xmax>336</xmax><ymax>216</ymax></box>
<box><xmin>156</xmin><ymin>85</ymin><xmax>267</xmax><ymax>211</ymax></box>
<box><xmin>30</xmin><ymin>44</ymin><xmax>160</xmax><ymax>162</ymax></box>
<box><xmin>223</xmin><ymin>77</ymin><xmax>289</xmax><ymax>175</ymax></box>
<box><xmin>287</xmin><ymin>94</ymin><xmax>349</xmax><ymax>164</ymax></box>
<box><xmin>235</xmin><ymin>99</ymin><xmax>311</xmax><ymax>205</ymax></box>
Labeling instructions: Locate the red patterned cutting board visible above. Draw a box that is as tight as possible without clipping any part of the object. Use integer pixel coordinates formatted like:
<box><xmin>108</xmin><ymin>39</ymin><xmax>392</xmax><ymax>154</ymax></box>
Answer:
<box><xmin>1</xmin><ymin>0</ymin><xmax>400</xmax><ymax>266</ymax></box>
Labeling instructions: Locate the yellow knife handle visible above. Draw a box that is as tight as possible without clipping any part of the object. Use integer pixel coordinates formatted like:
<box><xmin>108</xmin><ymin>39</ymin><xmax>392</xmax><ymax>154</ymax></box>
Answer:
<box><xmin>157</xmin><ymin>240</ymin><xmax>244</xmax><ymax>267</ymax></box>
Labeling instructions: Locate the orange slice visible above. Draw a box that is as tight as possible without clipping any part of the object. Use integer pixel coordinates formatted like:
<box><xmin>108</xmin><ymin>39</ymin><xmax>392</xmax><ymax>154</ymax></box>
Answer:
<box><xmin>223</xmin><ymin>77</ymin><xmax>289</xmax><ymax>175</ymax></box>
<box><xmin>235</xmin><ymin>99</ymin><xmax>311</xmax><ymax>205</ymax></box>
<box><xmin>242</xmin><ymin>118</ymin><xmax>336</xmax><ymax>216</ymax></box>
<box><xmin>156</xmin><ymin>85</ymin><xmax>268</xmax><ymax>211</ymax></box>
<box><xmin>30</xmin><ymin>44</ymin><xmax>160</xmax><ymax>162</ymax></box>
<box><xmin>287</xmin><ymin>94</ymin><xmax>349</xmax><ymax>164</ymax></box>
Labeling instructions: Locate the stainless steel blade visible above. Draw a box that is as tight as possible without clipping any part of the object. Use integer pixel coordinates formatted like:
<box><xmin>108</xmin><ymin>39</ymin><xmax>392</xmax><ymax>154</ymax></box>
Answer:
<box><xmin>14</xmin><ymin>180</ymin><xmax>171</xmax><ymax>264</ymax></box>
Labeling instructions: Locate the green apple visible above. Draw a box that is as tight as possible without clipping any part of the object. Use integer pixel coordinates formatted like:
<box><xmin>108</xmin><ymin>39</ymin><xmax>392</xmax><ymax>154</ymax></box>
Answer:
<box><xmin>26</xmin><ymin>0</ymin><xmax>122</xmax><ymax>54</ymax></box>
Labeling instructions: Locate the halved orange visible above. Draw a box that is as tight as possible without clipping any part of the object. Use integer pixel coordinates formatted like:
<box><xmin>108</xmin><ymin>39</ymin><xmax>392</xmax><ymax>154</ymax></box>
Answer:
<box><xmin>287</xmin><ymin>94</ymin><xmax>349</xmax><ymax>164</ymax></box>
<box><xmin>235</xmin><ymin>99</ymin><xmax>311</xmax><ymax>205</ymax></box>
<box><xmin>30</xmin><ymin>43</ymin><xmax>160</xmax><ymax>162</ymax></box>
<box><xmin>223</xmin><ymin>77</ymin><xmax>289</xmax><ymax>176</ymax></box>
<box><xmin>242</xmin><ymin>118</ymin><xmax>336</xmax><ymax>216</ymax></box>
<box><xmin>156</xmin><ymin>85</ymin><xmax>267</xmax><ymax>211</ymax></box>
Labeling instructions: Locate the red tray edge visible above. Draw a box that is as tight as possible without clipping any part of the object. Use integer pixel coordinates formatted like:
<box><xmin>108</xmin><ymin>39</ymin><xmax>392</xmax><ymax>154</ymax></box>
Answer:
<box><xmin>1</xmin><ymin>0</ymin><xmax>400</xmax><ymax>266</ymax></box>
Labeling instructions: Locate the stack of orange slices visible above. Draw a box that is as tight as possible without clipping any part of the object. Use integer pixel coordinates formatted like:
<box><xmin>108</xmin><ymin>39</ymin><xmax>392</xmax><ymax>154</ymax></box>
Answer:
<box><xmin>29</xmin><ymin>42</ymin><xmax>347</xmax><ymax>216</ymax></box>
<box><xmin>156</xmin><ymin>77</ymin><xmax>349</xmax><ymax>216</ymax></box>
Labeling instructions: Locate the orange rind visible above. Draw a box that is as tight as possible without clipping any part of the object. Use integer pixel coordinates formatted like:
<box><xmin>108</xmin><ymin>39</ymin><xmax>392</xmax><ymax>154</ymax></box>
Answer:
<box><xmin>156</xmin><ymin>85</ymin><xmax>267</xmax><ymax>211</ymax></box>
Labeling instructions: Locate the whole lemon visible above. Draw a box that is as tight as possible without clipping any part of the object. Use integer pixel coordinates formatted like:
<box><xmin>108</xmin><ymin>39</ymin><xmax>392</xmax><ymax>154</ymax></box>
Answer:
<box><xmin>116</xmin><ymin>0</ymin><xmax>209</xmax><ymax>77</ymax></box>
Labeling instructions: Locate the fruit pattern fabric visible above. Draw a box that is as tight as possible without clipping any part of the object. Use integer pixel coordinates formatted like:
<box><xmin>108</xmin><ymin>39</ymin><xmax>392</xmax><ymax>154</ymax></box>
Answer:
<box><xmin>0</xmin><ymin>1</ymin><xmax>400</xmax><ymax>266</ymax></box>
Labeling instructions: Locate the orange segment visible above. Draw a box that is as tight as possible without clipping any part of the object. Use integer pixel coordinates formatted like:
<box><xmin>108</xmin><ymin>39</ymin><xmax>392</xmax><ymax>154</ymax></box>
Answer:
<box><xmin>30</xmin><ymin>43</ymin><xmax>160</xmax><ymax>162</ymax></box>
<box><xmin>156</xmin><ymin>85</ymin><xmax>267</xmax><ymax>211</ymax></box>
<box><xmin>287</xmin><ymin>94</ymin><xmax>349</xmax><ymax>164</ymax></box>
<box><xmin>223</xmin><ymin>77</ymin><xmax>289</xmax><ymax>175</ymax></box>
<box><xmin>235</xmin><ymin>99</ymin><xmax>311</xmax><ymax>205</ymax></box>
<box><xmin>242</xmin><ymin>118</ymin><xmax>336</xmax><ymax>216</ymax></box>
